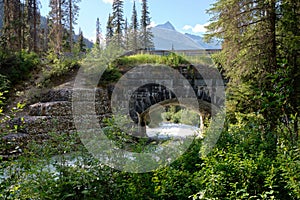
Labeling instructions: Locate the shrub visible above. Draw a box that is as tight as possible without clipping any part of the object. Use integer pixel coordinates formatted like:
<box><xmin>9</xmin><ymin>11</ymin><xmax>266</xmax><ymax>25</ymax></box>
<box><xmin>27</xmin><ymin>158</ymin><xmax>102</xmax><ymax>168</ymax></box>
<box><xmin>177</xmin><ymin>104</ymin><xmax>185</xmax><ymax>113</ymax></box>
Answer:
<box><xmin>191</xmin><ymin>113</ymin><xmax>298</xmax><ymax>199</ymax></box>
<box><xmin>98</xmin><ymin>67</ymin><xmax>122</xmax><ymax>84</ymax></box>
<box><xmin>0</xmin><ymin>74</ymin><xmax>10</xmax><ymax>93</ymax></box>
<box><xmin>0</xmin><ymin>50</ymin><xmax>40</xmax><ymax>84</ymax></box>
<box><xmin>40</xmin><ymin>52</ymin><xmax>80</xmax><ymax>86</ymax></box>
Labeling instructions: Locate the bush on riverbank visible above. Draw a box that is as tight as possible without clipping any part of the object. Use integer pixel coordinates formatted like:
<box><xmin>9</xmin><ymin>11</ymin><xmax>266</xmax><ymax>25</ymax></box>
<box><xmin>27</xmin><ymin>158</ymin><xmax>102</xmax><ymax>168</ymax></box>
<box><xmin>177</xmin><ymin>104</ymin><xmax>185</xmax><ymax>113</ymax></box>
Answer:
<box><xmin>1</xmin><ymin>113</ymin><xmax>299</xmax><ymax>199</ymax></box>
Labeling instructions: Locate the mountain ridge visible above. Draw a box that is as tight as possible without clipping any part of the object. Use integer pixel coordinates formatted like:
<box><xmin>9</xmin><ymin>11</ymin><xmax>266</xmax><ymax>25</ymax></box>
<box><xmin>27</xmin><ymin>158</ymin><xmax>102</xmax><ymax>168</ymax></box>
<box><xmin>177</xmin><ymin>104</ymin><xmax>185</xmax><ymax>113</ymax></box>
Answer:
<box><xmin>155</xmin><ymin>21</ymin><xmax>176</xmax><ymax>31</ymax></box>
<box><xmin>152</xmin><ymin>21</ymin><xmax>222</xmax><ymax>50</ymax></box>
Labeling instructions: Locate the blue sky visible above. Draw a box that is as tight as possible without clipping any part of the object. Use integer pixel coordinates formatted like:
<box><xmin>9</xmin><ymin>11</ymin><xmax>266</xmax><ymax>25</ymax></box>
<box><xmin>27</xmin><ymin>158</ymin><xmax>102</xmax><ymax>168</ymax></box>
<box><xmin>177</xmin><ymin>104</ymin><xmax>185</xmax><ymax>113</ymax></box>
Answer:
<box><xmin>39</xmin><ymin>0</ymin><xmax>216</xmax><ymax>42</ymax></box>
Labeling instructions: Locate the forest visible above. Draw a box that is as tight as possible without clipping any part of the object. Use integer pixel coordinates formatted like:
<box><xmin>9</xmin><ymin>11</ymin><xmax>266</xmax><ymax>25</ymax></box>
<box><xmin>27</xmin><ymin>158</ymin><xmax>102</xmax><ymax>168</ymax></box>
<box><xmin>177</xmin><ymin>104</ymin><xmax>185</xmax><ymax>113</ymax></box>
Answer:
<box><xmin>0</xmin><ymin>0</ymin><xmax>300</xmax><ymax>199</ymax></box>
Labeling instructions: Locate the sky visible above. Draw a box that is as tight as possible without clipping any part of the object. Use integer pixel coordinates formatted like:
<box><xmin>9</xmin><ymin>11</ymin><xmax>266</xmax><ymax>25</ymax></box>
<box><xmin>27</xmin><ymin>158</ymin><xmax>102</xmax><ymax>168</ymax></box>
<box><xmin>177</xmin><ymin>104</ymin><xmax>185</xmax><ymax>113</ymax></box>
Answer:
<box><xmin>39</xmin><ymin>0</ymin><xmax>216</xmax><ymax>42</ymax></box>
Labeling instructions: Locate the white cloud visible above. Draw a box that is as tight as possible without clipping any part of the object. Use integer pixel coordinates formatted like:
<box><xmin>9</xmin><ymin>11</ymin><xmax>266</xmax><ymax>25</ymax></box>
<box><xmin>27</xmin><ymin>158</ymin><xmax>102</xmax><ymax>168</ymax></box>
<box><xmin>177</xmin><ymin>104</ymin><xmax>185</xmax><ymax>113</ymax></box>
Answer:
<box><xmin>182</xmin><ymin>23</ymin><xmax>210</xmax><ymax>33</ymax></box>
<box><xmin>102</xmin><ymin>0</ymin><xmax>113</xmax><ymax>4</ymax></box>
<box><xmin>183</xmin><ymin>25</ymin><xmax>193</xmax><ymax>31</ymax></box>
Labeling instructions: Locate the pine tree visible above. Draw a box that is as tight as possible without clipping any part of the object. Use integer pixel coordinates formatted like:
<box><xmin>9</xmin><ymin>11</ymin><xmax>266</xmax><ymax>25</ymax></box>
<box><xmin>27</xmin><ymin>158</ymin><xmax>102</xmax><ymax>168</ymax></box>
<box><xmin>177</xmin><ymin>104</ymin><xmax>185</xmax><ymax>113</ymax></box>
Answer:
<box><xmin>111</xmin><ymin>0</ymin><xmax>124</xmax><ymax>46</ymax></box>
<box><xmin>95</xmin><ymin>17</ymin><xmax>101</xmax><ymax>48</ymax></box>
<box><xmin>42</xmin><ymin>17</ymin><xmax>50</xmax><ymax>52</ymax></box>
<box><xmin>106</xmin><ymin>13</ymin><xmax>114</xmax><ymax>46</ymax></box>
<box><xmin>205</xmin><ymin>0</ymin><xmax>299</xmax><ymax>142</ymax></box>
<box><xmin>129</xmin><ymin>0</ymin><xmax>139</xmax><ymax>50</ymax></box>
<box><xmin>140</xmin><ymin>0</ymin><xmax>154</xmax><ymax>50</ymax></box>
<box><xmin>124</xmin><ymin>18</ymin><xmax>129</xmax><ymax>50</ymax></box>
<box><xmin>1</xmin><ymin>0</ymin><xmax>42</xmax><ymax>52</ymax></box>
<box><xmin>24</xmin><ymin>0</ymin><xmax>40</xmax><ymax>52</ymax></box>
<box><xmin>48</xmin><ymin>0</ymin><xmax>64</xmax><ymax>54</ymax></box>
<box><xmin>77</xmin><ymin>28</ymin><xmax>86</xmax><ymax>52</ymax></box>
<box><xmin>64</xmin><ymin>0</ymin><xmax>81</xmax><ymax>52</ymax></box>
<box><xmin>2</xmin><ymin>0</ymin><xmax>22</xmax><ymax>51</ymax></box>
<box><xmin>277</xmin><ymin>0</ymin><xmax>300</xmax><ymax>138</ymax></box>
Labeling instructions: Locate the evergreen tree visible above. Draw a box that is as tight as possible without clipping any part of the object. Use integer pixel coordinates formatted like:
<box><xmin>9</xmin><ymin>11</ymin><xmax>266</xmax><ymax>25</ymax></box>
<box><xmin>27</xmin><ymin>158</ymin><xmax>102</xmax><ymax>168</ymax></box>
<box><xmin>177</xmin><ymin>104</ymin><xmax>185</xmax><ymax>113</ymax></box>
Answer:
<box><xmin>24</xmin><ymin>0</ymin><xmax>40</xmax><ymax>52</ymax></box>
<box><xmin>64</xmin><ymin>0</ymin><xmax>81</xmax><ymax>52</ymax></box>
<box><xmin>206</xmin><ymin>0</ymin><xmax>299</xmax><ymax>142</ymax></box>
<box><xmin>2</xmin><ymin>0</ymin><xmax>22</xmax><ymax>51</ymax></box>
<box><xmin>124</xmin><ymin>18</ymin><xmax>129</xmax><ymax>50</ymax></box>
<box><xmin>106</xmin><ymin>13</ymin><xmax>114</xmax><ymax>46</ymax></box>
<box><xmin>48</xmin><ymin>0</ymin><xmax>80</xmax><ymax>53</ymax></box>
<box><xmin>111</xmin><ymin>0</ymin><xmax>124</xmax><ymax>46</ymax></box>
<box><xmin>77</xmin><ymin>28</ymin><xmax>86</xmax><ymax>52</ymax></box>
<box><xmin>276</xmin><ymin>0</ymin><xmax>300</xmax><ymax>138</ymax></box>
<box><xmin>129</xmin><ymin>0</ymin><xmax>139</xmax><ymax>50</ymax></box>
<box><xmin>48</xmin><ymin>0</ymin><xmax>64</xmax><ymax>54</ymax></box>
<box><xmin>41</xmin><ymin>17</ymin><xmax>50</xmax><ymax>52</ymax></box>
<box><xmin>95</xmin><ymin>17</ymin><xmax>101</xmax><ymax>48</ymax></box>
<box><xmin>140</xmin><ymin>0</ymin><xmax>154</xmax><ymax>50</ymax></box>
<box><xmin>1</xmin><ymin>0</ymin><xmax>41</xmax><ymax>52</ymax></box>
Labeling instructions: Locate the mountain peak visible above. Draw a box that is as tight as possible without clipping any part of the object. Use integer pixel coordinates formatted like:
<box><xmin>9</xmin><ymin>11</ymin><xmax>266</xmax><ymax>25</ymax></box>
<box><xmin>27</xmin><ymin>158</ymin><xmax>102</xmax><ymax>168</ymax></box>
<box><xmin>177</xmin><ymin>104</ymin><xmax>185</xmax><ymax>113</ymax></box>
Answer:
<box><xmin>156</xmin><ymin>21</ymin><xmax>176</xmax><ymax>31</ymax></box>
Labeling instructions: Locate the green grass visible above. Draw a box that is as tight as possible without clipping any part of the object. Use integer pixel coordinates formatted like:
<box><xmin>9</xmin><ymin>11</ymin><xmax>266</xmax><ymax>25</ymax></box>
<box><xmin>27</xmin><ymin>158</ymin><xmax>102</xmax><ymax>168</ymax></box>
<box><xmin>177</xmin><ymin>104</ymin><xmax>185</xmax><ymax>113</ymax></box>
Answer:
<box><xmin>112</xmin><ymin>53</ymin><xmax>190</xmax><ymax>69</ymax></box>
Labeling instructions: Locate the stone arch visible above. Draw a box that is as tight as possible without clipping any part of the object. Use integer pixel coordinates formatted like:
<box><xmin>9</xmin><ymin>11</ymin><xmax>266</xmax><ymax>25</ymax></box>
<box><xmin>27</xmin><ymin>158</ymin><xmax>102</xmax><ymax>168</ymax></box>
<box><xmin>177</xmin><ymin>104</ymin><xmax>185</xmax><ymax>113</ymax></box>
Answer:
<box><xmin>137</xmin><ymin>98</ymin><xmax>210</xmax><ymax>133</ymax></box>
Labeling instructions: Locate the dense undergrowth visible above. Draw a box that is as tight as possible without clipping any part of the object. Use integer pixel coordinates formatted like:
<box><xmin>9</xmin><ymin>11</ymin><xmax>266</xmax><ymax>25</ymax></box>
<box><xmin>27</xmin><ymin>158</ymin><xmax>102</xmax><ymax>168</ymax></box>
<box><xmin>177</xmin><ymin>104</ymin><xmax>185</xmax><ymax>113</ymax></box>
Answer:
<box><xmin>0</xmin><ymin>50</ymin><xmax>82</xmax><ymax>108</ymax></box>
<box><xmin>40</xmin><ymin>51</ymin><xmax>81</xmax><ymax>87</ymax></box>
<box><xmin>0</xmin><ymin>113</ymin><xmax>299</xmax><ymax>199</ymax></box>
<box><xmin>0</xmin><ymin>50</ymin><xmax>40</xmax><ymax>94</ymax></box>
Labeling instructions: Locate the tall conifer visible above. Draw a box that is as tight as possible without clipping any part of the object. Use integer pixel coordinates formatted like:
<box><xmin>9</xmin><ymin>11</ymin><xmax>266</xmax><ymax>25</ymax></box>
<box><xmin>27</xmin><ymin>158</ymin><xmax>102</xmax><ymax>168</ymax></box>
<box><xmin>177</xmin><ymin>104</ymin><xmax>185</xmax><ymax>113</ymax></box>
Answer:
<box><xmin>140</xmin><ymin>0</ymin><xmax>153</xmax><ymax>50</ymax></box>
<box><xmin>111</xmin><ymin>0</ymin><xmax>124</xmax><ymax>46</ymax></box>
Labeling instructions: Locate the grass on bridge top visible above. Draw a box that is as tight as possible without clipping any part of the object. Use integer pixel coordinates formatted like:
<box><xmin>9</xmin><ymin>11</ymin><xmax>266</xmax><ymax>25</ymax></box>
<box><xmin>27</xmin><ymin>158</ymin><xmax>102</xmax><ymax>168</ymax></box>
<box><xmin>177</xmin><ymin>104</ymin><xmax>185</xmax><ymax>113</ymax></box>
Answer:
<box><xmin>111</xmin><ymin>53</ymin><xmax>214</xmax><ymax>70</ymax></box>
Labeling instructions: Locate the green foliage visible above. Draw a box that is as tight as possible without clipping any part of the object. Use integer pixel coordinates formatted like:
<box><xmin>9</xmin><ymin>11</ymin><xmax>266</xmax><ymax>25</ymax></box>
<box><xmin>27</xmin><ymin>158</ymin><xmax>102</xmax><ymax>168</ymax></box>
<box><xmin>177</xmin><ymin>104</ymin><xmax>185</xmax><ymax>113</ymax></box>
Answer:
<box><xmin>41</xmin><ymin>52</ymin><xmax>80</xmax><ymax>86</ymax></box>
<box><xmin>0</xmin><ymin>50</ymin><xmax>38</xmax><ymax>105</ymax></box>
<box><xmin>0</xmin><ymin>100</ymin><xmax>27</xmax><ymax>166</ymax></box>
<box><xmin>162</xmin><ymin>106</ymin><xmax>200</xmax><ymax>126</ymax></box>
<box><xmin>0</xmin><ymin>50</ymin><xmax>40</xmax><ymax>85</ymax></box>
<box><xmin>152</xmin><ymin>167</ymin><xmax>194</xmax><ymax>199</ymax></box>
<box><xmin>112</xmin><ymin>53</ymin><xmax>190</xmax><ymax>69</ymax></box>
<box><xmin>0</xmin><ymin>91</ymin><xmax>5</xmax><ymax>113</ymax></box>
<box><xmin>191</xmin><ymin>113</ymin><xmax>299</xmax><ymax>199</ymax></box>
<box><xmin>0</xmin><ymin>74</ymin><xmax>10</xmax><ymax>93</ymax></box>
<box><xmin>1</xmin><ymin>115</ymin><xmax>300</xmax><ymax>199</ymax></box>
<box><xmin>178</xmin><ymin>109</ymin><xmax>200</xmax><ymax>127</ymax></box>
<box><xmin>140</xmin><ymin>0</ymin><xmax>154</xmax><ymax>49</ymax></box>
<box><xmin>75</xmin><ymin>29</ymin><xmax>86</xmax><ymax>53</ymax></box>
<box><xmin>102</xmin><ymin>116</ymin><xmax>141</xmax><ymax>150</ymax></box>
<box><xmin>81</xmin><ymin>49</ymin><xmax>190</xmax><ymax>85</ymax></box>
<box><xmin>98</xmin><ymin>67</ymin><xmax>122</xmax><ymax>84</ymax></box>
<box><xmin>0</xmin><ymin>128</ymin><xmax>200</xmax><ymax>199</ymax></box>
<box><xmin>278</xmin><ymin>146</ymin><xmax>300</xmax><ymax>199</ymax></box>
<box><xmin>206</xmin><ymin>0</ymin><xmax>299</xmax><ymax>140</ymax></box>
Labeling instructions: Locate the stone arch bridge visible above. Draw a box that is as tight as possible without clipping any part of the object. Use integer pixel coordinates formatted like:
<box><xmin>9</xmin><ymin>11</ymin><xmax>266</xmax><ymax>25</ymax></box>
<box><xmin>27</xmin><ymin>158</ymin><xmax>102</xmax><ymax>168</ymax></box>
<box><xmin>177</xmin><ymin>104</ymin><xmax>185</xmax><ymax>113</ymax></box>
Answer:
<box><xmin>110</xmin><ymin>61</ymin><xmax>225</xmax><ymax>136</ymax></box>
<box><xmin>2</xmin><ymin>50</ymin><xmax>225</xmax><ymax>157</ymax></box>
